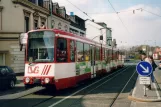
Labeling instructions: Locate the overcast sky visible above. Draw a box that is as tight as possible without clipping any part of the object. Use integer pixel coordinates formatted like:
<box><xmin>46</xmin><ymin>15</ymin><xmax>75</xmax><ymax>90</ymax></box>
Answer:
<box><xmin>52</xmin><ymin>0</ymin><xmax>161</xmax><ymax>47</ymax></box>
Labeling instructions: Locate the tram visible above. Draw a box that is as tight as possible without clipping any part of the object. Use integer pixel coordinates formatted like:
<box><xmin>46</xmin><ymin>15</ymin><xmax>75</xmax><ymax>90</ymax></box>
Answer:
<box><xmin>19</xmin><ymin>28</ymin><xmax>124</xmax><ymax>90</ymax></box>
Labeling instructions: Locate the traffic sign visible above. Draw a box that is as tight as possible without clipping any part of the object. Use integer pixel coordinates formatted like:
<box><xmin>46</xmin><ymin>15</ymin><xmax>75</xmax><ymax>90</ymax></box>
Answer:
<box><xmin>139</xmin><ymin>77</ymin><xmax>150</xmax><ymax>85</ymax></box>
<box><xmin>136</xmin><ymin>61</ymin><xmax>153</xmax><ymax>76</ymax></box>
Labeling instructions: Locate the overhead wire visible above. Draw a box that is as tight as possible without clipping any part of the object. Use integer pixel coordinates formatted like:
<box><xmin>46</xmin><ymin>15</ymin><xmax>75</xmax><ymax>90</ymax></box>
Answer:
<box><xmin>141</xmin><ymin>8</ymin><xmax>161</xmax><ymax>18</ymax></box>
<box><xmin>108</xmin><ymin>0</ymin><xmax>131</xmax><ymax>35</ymax></box>
<box><xmin>88</xmin><ymin>8</ymin><xmax>141</xmax><ymax>14</ymax></box>
<box><xmin>65</xmin><ymin>0</ymin><xmax>93</xmax><ymax>19</ymax></box>
<box><xmin>65</xmin><ymin>0</ymin><xmax>113</xmax><ymax>44</ymax></box>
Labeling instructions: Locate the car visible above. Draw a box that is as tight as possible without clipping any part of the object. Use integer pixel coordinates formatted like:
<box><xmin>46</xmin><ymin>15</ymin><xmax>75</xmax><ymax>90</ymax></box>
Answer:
<box><xmin>0</xmin><ymin>66</ymin><xmax>17</xmax><ymax>90</ymax></box>
<box><xmin>158</xmin><ymin>61</ymin><xmax>161</xmax><ymax>69</ymax></box>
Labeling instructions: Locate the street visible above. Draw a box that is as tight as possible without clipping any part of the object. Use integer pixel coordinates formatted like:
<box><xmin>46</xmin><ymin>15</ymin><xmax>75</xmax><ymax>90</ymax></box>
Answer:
<box><xmin>0</xmin><ymin>65</ymin><xmax>139</xmax><ymax>107</ymax></box>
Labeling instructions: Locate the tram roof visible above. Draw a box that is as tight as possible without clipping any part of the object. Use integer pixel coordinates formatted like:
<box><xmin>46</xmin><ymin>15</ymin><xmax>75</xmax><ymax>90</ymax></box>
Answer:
<box><xmin>28</xmin><ymin>29</ymin><xmax>118</xmax><ymax>50</ymax></box>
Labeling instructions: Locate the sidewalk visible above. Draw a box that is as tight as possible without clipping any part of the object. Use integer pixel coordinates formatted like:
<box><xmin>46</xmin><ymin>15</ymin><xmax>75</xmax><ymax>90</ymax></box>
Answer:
<box><xmin>128</xmin><ymin>69</ymin><xmax>161</xmax><ymax>107</ymax></box>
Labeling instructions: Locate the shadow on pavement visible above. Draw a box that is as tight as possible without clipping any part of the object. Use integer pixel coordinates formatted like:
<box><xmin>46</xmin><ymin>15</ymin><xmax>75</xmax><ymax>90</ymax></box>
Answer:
<box><xmin>0</xmin><ymin>66</ymin><xmax>138</xmax><ymax>107</ymax></box>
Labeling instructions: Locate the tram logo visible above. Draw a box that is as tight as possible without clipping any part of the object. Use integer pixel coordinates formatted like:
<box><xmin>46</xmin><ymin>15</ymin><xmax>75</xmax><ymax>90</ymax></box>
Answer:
<box><xmin>41</xmin><ymin>65</ymin><xmax>52</xmax><ymax>75</ymax></box>
<box><xmin>28</xmin><ymin>66</ymin><xmax>39</xmax><ymax>74</ymax></box>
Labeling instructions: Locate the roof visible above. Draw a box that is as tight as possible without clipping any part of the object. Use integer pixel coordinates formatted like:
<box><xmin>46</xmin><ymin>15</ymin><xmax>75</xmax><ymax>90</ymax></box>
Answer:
<box><xmin>59</xmin><ymin>6</ymin><xmax>66</xmax><ymax>10</ymax></box>
<box><xmin>28</xmin><ymin>29</ymin><xmax>115</xmax><ymax>50</ymax></box>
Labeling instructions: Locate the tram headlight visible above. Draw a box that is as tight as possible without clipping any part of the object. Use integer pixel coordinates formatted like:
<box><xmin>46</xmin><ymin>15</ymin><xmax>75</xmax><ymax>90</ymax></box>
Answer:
<box><xmin>25</xmin><ymin>77</ymin><xmax>30</xmax><ymax>83</ymax></box>
<box><xmin>45</xmin><ymin>78</ymin><xmax>50</xmax><ymax>84</ymax></box>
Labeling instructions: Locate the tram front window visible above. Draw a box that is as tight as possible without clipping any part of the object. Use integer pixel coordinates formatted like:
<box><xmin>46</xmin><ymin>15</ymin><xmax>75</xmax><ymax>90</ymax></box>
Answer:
<box><xmin>27</xmin><ymin>31</ymin><xmax>54</xmax><ymax>62</ymax></box>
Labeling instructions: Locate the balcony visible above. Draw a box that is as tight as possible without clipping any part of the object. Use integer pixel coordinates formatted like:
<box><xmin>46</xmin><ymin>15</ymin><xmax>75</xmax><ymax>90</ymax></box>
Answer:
<box><xmin>12</xmin><ymin>0</ymin><xmax>49</xmax><ymax>15</ymax></box>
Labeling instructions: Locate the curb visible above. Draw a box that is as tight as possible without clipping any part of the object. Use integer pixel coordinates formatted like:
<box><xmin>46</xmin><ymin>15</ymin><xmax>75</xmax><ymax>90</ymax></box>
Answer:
<box><xmin>128</xmin><ymin>74</ymin><xmax>161</xmax><ymax>102</ymax></box>
<box><xmin>16</xmin><ymin>72</ymin><xmax>24</xmax><ymax>76</ymax></box>
<box><xmin>128</xmin><ymin>95</ymin><xmax>161</xmax><ymax>102</ymax></box>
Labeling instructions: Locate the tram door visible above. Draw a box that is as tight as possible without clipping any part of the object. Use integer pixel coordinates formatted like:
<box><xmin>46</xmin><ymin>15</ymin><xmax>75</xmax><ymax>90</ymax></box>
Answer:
<box><xmin>90</xmin><ymin>45</ymin><xmax>96</xmax><ymax>78</ymax></box>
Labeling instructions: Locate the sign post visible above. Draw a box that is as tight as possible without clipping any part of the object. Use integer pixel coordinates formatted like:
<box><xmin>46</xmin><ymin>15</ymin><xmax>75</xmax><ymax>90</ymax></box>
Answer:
<box><xmin>136</xmin><ymin>61</ymin><xmax>153</xmax><ymax>97</ymax></box>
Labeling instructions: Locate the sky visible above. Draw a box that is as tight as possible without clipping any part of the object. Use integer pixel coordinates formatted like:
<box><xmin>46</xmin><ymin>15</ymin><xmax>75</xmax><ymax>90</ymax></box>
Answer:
<box><xmin>52</xmin><ymin>0</ymin><xmax>161</xmax><ymax>47</ymax></box>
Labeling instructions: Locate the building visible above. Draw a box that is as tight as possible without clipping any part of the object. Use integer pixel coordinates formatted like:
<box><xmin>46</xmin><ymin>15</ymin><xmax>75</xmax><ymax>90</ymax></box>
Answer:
<box><xmin>44</xmin><ymin>1</ymin><xmax>70</xmax><ymax>31</ymax></box>
<box><xmin>69</xmin><ymin>14</ymin><xmax>86</xmax><ymax>37</ymax></box>
<box><xmin>85</xmin><ymin>20</ymin><xmax>112</xmax><ymax>46</ymax></box>
<box><xmin>0</xmin><ymin>0</ymin><xmax>49</xmax><ymax>73</ymax></box>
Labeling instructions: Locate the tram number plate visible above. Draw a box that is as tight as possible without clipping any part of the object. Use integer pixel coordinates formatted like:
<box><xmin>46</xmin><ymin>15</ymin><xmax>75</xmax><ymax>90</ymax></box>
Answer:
<box><xmin>139</xmin><ymin>77</ymin><xmax>150</xmax><ymax>85</ymax></box>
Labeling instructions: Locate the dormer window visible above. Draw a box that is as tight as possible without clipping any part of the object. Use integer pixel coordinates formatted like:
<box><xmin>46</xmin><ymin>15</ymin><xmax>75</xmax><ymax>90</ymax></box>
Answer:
<box><xmin>59</xmin><ymin>7</ymin><xmax>66</xmax><ymax>18</ymax></box>
<box><xmin>28</xmin><ymin>0</ymin><xmax>43</xmax><ymax>7</ymax></box>
<box><xmin>56</xmin><ymin>8</ymin><xmax>59</xmax><ymax>14</ymax></box>
<box><xmin>28</xmin><ymin>0</ymin><xmax>36</xmax><ymax>4</ymax></box>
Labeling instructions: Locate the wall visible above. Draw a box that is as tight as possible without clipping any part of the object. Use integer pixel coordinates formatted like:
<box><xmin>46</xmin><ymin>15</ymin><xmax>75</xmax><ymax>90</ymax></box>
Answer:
<box><xmin>0</xmin><ymin>0</ymin><xmax>48</xmax><ymax>73</ymax></box>
<box><xmin>85</xmin><ymin>20</ymin><xmax>107</xmax><ymax>45</ymax></box>
<box><xmin>48</xmin><ymin>15</ymin><xmax>70</xmax><ymax>32</ymax></box>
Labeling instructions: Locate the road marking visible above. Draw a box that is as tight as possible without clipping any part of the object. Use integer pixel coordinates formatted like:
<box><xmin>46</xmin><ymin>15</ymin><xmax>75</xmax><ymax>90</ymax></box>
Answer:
<box><xmin>152</xmin><ymin>83</ymin><xmax>161</xmax><ymax>99</ymax></box>
<box><xmin>120</xmin><ymin>69</ymin><xmax>136</xmax><ymax>94</ymax></box>
<box><xmin>132</xmin><ymin>76</ymin><xmax>139</xmax><ymax>97</ymax></box>
<box><xmin>48</xmin><ymin>66</ymin><xmax>131</xmax><ymax>107</ymax></box>
<box><xmin>109</xmin><ymin>68</ymin><xmax>136</xmax><ymax>107</ymax></box>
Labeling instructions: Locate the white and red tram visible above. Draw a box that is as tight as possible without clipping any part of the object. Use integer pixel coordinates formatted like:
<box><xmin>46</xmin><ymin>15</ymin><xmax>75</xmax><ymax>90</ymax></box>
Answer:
<box><xmin>20</xmin><ymin>29</ymin><xmax>124</xmax><ymax>90</ymax></box>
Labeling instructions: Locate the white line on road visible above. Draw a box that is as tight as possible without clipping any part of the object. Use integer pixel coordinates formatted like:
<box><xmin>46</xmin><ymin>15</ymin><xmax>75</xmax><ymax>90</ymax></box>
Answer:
<box><xmin>152</xmin><ymin>83</ymin><xmax>161</xmax><ymax>99</ymax></box>
<box><xmin>120</xmin><ymin>69</ymin><xmax>136</xmax><ymax>94</ymax></box>
<box><xmin>132</xmin><ymin>77</ymin><xmax>139</xmax><ymax>97</ymax></box>
<box><xmin>48</xmin><ymin>66</ymin><xmax>131</xmax><ymax>107</ymax></box>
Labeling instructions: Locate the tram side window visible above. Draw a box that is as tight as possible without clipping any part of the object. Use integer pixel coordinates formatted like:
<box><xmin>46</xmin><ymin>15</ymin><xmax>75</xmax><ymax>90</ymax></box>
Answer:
<box><xmin>84</xmin><ymin>44</ymin><xmax>90</xmax><ymax>61</ymax></box>
<box><xmin>96</xmin><ymin>47</ymin><xmax>100</xmax><ymax>60</ymax></box>
<box><xmin>76</xmin><ymin>41</ymin><xmax>84</xmax><ymax>61</ymax></box>
<box><xmin>56</xmin><ymin>38</ymin><xmax>67</xmax><ymax>62</ymax></box>
<box><xmin>70</xmin><ymin>40</ymin><xmax>75</xmax><ymax>62</ymax></box>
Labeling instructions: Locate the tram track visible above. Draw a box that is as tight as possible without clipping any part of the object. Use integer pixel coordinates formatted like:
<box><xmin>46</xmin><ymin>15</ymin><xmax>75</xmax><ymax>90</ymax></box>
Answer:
<box><xmin>34</xmin><ymin>66</ymin><xmax>131</xmax><ymax>107</ymax></box>
<box><xmin>0</xmin><ymin>65</ymin><xmax>132</xmax><ymax>107</ymax></box>
<box><xmin>109</xmin><ymin>67</ymin><xmax>137</xmax><ymax>107</ymax></box>
<box><xmin>32</xmin><ymin>66</ymin><xmax>130</xmax><ymax>107</ymax></box>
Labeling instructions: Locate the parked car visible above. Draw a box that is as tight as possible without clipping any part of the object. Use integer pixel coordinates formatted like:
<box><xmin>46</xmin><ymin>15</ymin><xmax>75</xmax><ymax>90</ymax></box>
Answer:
<box><xmin>0</xmin><ymin>66</ymin><xmax>17</xmax><ymax>90</ymax></box>
<box><xmin>158</xmin><ymin>61</ymin><xmax>161</xmax><ymax>69</ymax></box>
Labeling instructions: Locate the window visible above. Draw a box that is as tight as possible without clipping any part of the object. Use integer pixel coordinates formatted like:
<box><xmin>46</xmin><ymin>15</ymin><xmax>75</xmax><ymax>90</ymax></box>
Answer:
<box><xmin>95</xmin><ymin>47</ymin><xmax>100</xmax><ymax>60</ymax></box>
<box><xmin>58</xmin><ymin>22</ymin><xmax>62</xmax><ymax>29</ymax></box>
<box><xmin>76</xmin><ymin>42</ymin><xmax>84</xmax><ymax>61</ymax></box>
<box><xmin>51</xmin><ymin>20</ymin><xmax>55</xmax><ymax>28</ymax></box>
<box><xmin>56</xmin><ymin>38</ymin><xmax>67</xmax><ymax>62</ymax></box>
<box><xmin>28</xmin><ymin>0</ymin><xmax>36</xmax><ymax>4</ymax></box>
<box><xmin>38</xmin><ymin>0</ymin><xmax>43</xmax><ymax>7</ymax></box>
<box><xmin>70</xmin><ymin>40</ymin><xmax>75</xmax><ymax>62</ymax></box>
<box><xmin>84</xmin><ymin>44</ymin><xmax>90</xmax><ymax>61</ymax></box>
<box><xmin>41</xmin><ymin>18</ymin><xmax>46</xmax><ymax>26</ymax></box>
<box><xmin>0</xmin><ymin>53</ymin><xmax>5</xmax><ymax>65</ymax></box>
<box><xmin>7</xmin><ymin>67</ymin><xmax>14</xmax><ymax>73</ymax></box>
<box><xmin>25</xmin><ymin>16</ymin><xmax>29</xmax><ymax>32</ymax></box>
<box><xmin>27</xmin><ymin>31</ymin><xmax>55</xmax><ymax>62</ymax></box>
<box><xmin>0</xmin><ymin>67</ymin><xmax>7</xmax><ymax>75</ymax></box>
<box><xmin>56</xmin><ymin>8</ymin><xmax>59</xmax><ymax>14</ymax></box>
<box><xmin>34</xmin><ymin>19</ymin><xmax>38</xmax><ymax>29</ymax></box>
<box><xmin>64</xmin><ymin>25</ymin><xmax>68</xmax><ymax>31</ymax></box>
